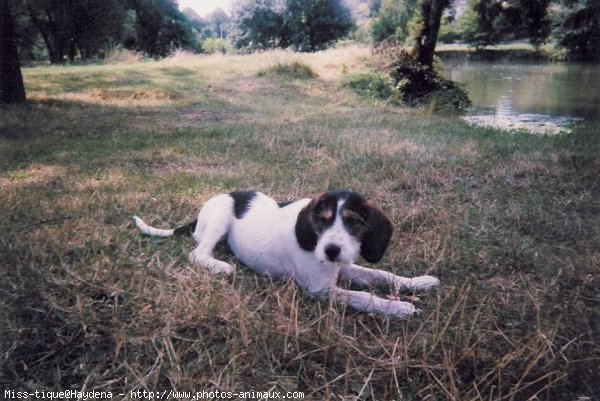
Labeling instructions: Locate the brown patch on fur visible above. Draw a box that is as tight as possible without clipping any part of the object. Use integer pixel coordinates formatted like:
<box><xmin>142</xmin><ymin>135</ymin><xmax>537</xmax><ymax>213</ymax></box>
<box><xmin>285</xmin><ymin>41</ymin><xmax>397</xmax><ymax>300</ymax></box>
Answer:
<box><xmin>319</xmin><ymin>209</ymin><xmax>334</xmax><ymax>220</ymax></box>
<box><xmin>342</xmin><ymin>208</ymin><xmax>365</xmax><ymax>224</ymax></box>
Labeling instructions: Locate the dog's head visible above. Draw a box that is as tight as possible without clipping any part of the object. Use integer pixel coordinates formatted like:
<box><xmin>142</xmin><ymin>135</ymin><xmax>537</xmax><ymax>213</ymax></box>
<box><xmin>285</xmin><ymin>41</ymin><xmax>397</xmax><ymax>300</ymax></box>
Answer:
<box><xmin>295</xmin><ymin>190</ymin><xmax>393</xmax><ymax>264</ymax></box>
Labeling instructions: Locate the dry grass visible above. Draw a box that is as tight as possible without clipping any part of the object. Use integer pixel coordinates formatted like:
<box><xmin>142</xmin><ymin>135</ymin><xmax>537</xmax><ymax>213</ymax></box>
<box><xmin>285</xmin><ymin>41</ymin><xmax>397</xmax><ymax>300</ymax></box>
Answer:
<box><xmin>1</xmin><ymin>46</ymin><xmax>599</xmax><ymax>400</ymax></box>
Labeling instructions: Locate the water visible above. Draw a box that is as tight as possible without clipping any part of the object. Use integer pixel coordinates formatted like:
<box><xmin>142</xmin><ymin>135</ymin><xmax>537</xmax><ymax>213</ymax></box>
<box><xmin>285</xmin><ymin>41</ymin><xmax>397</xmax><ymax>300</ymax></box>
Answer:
<box><xmin>445</xmin><ymin>61</ymin><xmax>600</xmax><ymax>134</ymax></box>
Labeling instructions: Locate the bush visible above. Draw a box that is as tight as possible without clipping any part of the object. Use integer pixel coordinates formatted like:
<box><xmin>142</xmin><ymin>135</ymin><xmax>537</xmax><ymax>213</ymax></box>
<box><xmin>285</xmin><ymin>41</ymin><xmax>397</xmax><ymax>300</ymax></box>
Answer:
<box><xmin>372</xmin><ymin>42</ymin><xmax>471</xmax><ymax>112</ymax></box>
<box><xmin>342</xmin><ymin>72</ymin><xmax>401</xmax><ymax>104</ymax></box>
<box><xmin>104</xmin><ymin>47</ymin><xmax>144</xmax><ymax>64</ymax></box>
<box><xmin>257</xmin><ymin>62</ymin><xmax>317</xmax><ymax>79</ymax></box>
<box><xmin>201</xmin><ymin>38</ymin><xmax>230</xmax><ymax>55</ymax></box>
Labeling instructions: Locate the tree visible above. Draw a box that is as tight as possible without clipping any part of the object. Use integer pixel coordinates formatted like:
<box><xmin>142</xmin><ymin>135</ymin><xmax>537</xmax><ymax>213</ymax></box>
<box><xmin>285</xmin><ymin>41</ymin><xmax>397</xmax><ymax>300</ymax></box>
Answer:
<box><xmin>370</xmin><ymin>0</ymin><xmax>419</xmax><ymax>43</ymax></box>
<box><xmin>411</xmin><ymin>0</ymin><xmax>449</xmax><ymax>67</ymax></box>
<box><xmin>1</xmin><ymin>0</ymin><xmax>26</xmax><ymax>103</ymax></box>
<box><xmin>24</xmin><ymin>0</ymin><xmax>73</xmax><ymax>63</ymax></box>
<box><xmin>514</xmin><ymin>0</ymin><xmax>551</xmax><ymax>47</ymax></box>
<box><xmin>17</xmin><ymin>0</ymin><xmax>198</xmax><ymax>62</ymax></box>
<box><xmin>378</xmin><ymin>0</ymin><xmax>469</xmax><ymax>109</ymax></box>
<box><xmin>458</xmin><ymin>0</ymin><xmax>504</xmax><ymax>48</ymax></box>
<box><xmin>183</xmin><ymin>7</ymin><xmax>214</xmax><ymax>40</ymax></box>
<box><xmin>124</xmin><ymin>0</ymin><xmax>198</xmax><ymax>58</ymax></box>
<box><xmin>283</xmin><ymin>0</ymin><xmax>354</xmax><ymax>51</ymax></box>
<box><xmin>553</xmin><ymin>0</ymin><xmax>600</xmax><ymax>61</ymax></box>
<box><xmin>22</xmin><ymin>0</ymin><xmax>125</xmax><ymax>62</ymax></box>
<box><xmin>458</xmin><ymin>0</ymin><xmax>550</xmax><ymax>49</ymax></box>
<box><xmin>207</xmin><ymin>7</ymin><xmax>231</xmax><ymax>39</ymax></box>
<box><xmin>231</xmin><ymin>0</ymin><xmax>285</xmax><ymax>50</ymax></box>
<box><xmin>231</xmin><ymin>0</ymin><xmax>354</xmax><ymax>52</ymax></box>
<box><xmin>69</xmin><ymin>0</ymin><xmax>126</xmax><ymax>59</ymax></box>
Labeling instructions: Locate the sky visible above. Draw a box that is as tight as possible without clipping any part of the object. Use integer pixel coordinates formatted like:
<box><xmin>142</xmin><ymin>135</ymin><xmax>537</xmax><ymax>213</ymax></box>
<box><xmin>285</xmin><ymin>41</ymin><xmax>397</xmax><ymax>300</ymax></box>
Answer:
<box><xmin>178</xmin><ymin>0</ymin><xmax>233</xmax><ymax>17</ymax></box>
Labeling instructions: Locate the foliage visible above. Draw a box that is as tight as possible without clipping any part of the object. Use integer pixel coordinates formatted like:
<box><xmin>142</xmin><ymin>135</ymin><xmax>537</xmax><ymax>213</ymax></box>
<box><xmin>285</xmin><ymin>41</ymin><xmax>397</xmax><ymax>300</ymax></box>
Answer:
<box><xmin>230</xmin><ymin>0</ymin><xmax>286</xmax><ymax>50</ymax></box>
<box><xmin>371</xmin><ymin>40</ymin><xmax>470</xmax><ymax>110</ymax></box>
<box><xmin>388</xmin><ymin>49</ymin><xmax>470</xmax><ymax>109</ymax></box>
<box><xmin>123</xmin><ymin>0</ymin><xmax>199</xmax><ymax>58</ymax></box>
<box><xmin>552</xmin><ymin>0</ymin><xmax>600</xmax><ymax>61</ymax></box>
<box><xmin>343</xmin><ymin>71</ymin><xmax>401</xmax><ymax>103</ymax></box>
<box><xmin>201</xmin><ymin>38</ymin><xmax>231</xmax><ymax>54</ymax></box>
<box><xmin>231</xmin><ymin>0</ymin><xmax>354</xmax><ymax>52</ymax></box>
<box><xmin>371</xmin><ymin>0</ymin><xmax>471</xmax><ymax>112</ymax></box>
<box><xmin>206</xmin><ymin>7</ymin><xmax>232</xmax><ymax>39</ymax></box>
<box><xmin>182</xmin><ymin>8</ymin><xmax>214</xmax><ymax>41</ymax></box>
<box><xmin>11</xmin><ymin>0</ymin><xmax>199</xmax><ymax>62</ymax></box>
<box><xmin>18</xmin><ymin>0</ymin><xmax>126</xmax><ymax>62</ymax></box>
<box><xmin>516</xmin><ymin>0</ymin><xmax>552</xmax><ymax>47</ymax></box>
<box><xmin>284</xmin><ymin>0</ymin><xmax>355</xmax><ymax>51</ymax></box>
<box><xmin>257</xmin><ymin>61</ymin><xmax>317</xmax><ymax>79</ymax></box>
<box><xmin>370</xmin><ymin>0</ymin><xmax>419</xmax><ymax>43</ymax></box>
<box><xmin>437</xmin><ymin>17</ymin><xmax>461</xmax><ymax>44</ymax></box>
<box><xmin>458</xmin><ymin>0</ymin><xmax>551</xmax><ymax>49</ymax></box>
<box><xmin>458</xmin><ymin>0</ymin><xmax>504</xmax><ymax>48</ymax></box>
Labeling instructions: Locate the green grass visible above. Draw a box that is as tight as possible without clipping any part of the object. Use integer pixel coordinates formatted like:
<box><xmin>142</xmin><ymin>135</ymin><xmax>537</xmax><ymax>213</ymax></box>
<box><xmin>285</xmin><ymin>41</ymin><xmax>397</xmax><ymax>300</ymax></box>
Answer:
<box><xmin>258</xmin><ymin>61</ymin><xmax>318</xmax><ymax>79</ymax></box>
<box><xmin>1</xmin><ymin>45</ymin><xmax>599</xmax><ymax>400</ymax></box>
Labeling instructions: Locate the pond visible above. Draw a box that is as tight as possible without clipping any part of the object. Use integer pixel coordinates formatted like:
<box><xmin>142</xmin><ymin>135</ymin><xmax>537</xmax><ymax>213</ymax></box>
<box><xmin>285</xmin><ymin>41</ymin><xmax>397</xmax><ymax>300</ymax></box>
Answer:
<box><xmin>444</xmin><ymin>61</ymin><xmax>600</xmax><ymax>134</ymax></box>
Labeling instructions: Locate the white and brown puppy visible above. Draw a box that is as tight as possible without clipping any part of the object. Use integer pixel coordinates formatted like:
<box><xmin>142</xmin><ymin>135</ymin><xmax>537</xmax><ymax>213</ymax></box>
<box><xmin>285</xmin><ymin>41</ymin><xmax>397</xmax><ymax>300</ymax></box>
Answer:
<box><xmin>133</xmin><ymin>190</ymin><xmax>439</xmax><ymax>318</ymax></box>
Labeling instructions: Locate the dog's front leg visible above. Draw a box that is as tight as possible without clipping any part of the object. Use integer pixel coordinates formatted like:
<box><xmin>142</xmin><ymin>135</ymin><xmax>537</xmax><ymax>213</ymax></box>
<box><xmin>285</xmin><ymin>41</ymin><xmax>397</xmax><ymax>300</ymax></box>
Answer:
<box><xmin>330</xmin><ymin>287</ymin><xmax>419</xmax><ymax>318</ymax></box>
<box><xmin>340</xmin><ymin>264</ymin><xmax>439</xmax><ymax>292</ymax></box>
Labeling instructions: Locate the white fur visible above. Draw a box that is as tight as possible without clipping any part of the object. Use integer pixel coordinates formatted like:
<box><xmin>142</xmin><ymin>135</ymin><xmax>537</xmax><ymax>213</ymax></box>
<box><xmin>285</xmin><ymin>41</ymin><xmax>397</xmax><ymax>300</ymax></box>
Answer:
<box><xmin>134</xmin><ymin>191</ymin><xmax>439</xmax><ymax>318</ymax></box>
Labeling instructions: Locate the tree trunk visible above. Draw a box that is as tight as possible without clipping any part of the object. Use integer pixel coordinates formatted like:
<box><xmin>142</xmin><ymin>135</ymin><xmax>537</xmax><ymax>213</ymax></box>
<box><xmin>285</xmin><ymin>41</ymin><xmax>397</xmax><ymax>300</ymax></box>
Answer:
<box><xmin>0</xmin><ymin>0</ymin><xmax>26</xmax><ymax>103</ymax></box>
<box><xmin>411</xmin><ymin>0</ymin><xmax>449</xmax><ymax>68</ymax></box>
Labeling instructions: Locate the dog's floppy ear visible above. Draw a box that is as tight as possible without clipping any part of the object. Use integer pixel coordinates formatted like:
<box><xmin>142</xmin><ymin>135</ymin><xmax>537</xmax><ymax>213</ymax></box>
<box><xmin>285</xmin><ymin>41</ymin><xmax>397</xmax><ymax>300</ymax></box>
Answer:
<box><xmin>295</xmin><ymin>193</ymin><xmax>324</xmax><ymax>251</ymax></box>
<box><xmin>360</xmin><ymin>201</ymin><xmax>393</xmax><ymax>263</ymax></box>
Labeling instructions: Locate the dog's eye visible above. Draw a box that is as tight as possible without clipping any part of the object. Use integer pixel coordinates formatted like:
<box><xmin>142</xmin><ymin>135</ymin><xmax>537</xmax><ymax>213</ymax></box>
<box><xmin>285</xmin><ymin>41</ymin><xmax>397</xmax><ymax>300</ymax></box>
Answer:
<box><xmin>344</xmin><ymin>215</ymin><xmax>365</xmax><ymax>228</ymax></box>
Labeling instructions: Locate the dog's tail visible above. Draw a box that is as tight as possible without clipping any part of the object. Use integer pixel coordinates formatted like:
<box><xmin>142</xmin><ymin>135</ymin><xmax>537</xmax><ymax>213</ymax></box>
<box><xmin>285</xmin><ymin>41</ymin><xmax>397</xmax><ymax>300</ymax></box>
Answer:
<box><xmin>132</xmin><ymin>216</ymin><xmax>197</xmax><ymax>237</ymax></box>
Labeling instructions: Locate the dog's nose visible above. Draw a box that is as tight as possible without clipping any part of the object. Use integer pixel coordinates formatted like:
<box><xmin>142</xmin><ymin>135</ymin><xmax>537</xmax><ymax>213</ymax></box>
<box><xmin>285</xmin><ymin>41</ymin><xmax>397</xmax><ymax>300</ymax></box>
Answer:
<box><xmin>324</xmin><ymin>244</ymin><xmax>341</xmax><ymax>262</ymax></box>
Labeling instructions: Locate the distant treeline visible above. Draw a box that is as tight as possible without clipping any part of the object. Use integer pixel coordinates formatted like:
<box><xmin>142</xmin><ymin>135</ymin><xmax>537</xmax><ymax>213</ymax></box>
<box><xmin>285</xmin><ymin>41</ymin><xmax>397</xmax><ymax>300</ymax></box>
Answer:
<box><xmin>9</xmin><ymin>0</ymin><xmax>599</xmax><ymax>62</ymax></box>
<box><xmin>367</xmin><ymin>0</ymin><xmax>599</xmax><ymax>60</ymax></box>
<box><xmin>12</xmin><ymin>0</ymin><xmax>200</xmax><ymax>62</ymax></box>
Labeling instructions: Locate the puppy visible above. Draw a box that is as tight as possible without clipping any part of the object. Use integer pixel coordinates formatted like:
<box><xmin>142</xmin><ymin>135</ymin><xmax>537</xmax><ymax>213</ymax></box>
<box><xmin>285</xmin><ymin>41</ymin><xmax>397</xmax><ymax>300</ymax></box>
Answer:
<box><xmin>134</xmin><ymin>190</ymin><xmax>439</xmax><ymax>318</ymax></box>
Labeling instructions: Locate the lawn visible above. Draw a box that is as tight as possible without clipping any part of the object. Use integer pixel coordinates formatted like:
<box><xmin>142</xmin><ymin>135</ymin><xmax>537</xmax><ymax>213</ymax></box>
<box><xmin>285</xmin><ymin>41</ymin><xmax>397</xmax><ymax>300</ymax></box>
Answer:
<box><xmin>1</xmin><ymin>46</ymin><xmax>599</xmax><ymax>400</ymax></box>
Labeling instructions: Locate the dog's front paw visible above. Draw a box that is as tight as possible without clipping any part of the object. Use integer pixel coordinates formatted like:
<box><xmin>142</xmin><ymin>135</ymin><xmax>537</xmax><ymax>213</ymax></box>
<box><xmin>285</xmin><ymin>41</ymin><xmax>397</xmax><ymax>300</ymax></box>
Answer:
<box><xmin>407</xmin><ymin>275</ymin><xmax>440</xmax><ymax>291</ymax></box>
<box><xmin>386</xmin><ymin>300</ymin><xmax>421</xmax><ymax>318</ymax></box>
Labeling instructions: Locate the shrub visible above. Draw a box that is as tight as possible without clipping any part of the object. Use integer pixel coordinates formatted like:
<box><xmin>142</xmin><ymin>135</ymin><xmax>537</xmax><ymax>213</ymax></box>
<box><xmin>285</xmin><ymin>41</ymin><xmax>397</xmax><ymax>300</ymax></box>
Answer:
<box><xmin>372</xmin><ymin>41</ymin><xmax>471</xmax><ymax>112</ymax></box>
<box><xmin>343</xmin><ymin>72</ymin><xmax>401</xmax><ymax>104</ymax></box>
<box><xmin>104</xmin><ymin>47</ymin><xmax>144</xmax><ymax>64</ymax></box>
<box><xmin>257</xmin><ymin>61</ymin><xmax>317</xmax><ymax>79</ymax></box>
<box><xmin>201</xmin><ymin>38</ymin><xmax>230</xmax><ymax>55</ymax></box>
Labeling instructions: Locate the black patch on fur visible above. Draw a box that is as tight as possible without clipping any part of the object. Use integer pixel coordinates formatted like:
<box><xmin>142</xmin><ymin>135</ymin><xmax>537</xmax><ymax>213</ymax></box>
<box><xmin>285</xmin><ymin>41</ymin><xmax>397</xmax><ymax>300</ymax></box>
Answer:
<box><xmin>174</xmin><ymin>219</ymin><xmax>197</xmax><ymax>237</ymax></box>
<box><xmin>295</xmin><ymin>202</ymin><xmax>318</xmax><ymax>251</ymax></box>
<box><xmin>340</xmin><ymin>196</ymin><xmax>370</xmax><ymax>235</ymax></box>
<box><xmin>357</xmin><ymin>201</ymin><xmax>393</xmax><ymax>263</ymax></box>
<box><xmin>295</xmin><ymin>191</ymin><xmax>340</xmax><ymax>251</ymax></box>
<box><xmin>230</xmin><ymin>191</ymin><xmax>257</xmax><ymax>219</ymax></box>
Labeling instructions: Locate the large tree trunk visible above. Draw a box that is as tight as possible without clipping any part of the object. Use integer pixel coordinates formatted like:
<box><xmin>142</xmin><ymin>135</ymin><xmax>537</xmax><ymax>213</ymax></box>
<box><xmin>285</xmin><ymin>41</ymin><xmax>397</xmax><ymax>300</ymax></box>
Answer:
<box><xmin>0</xmin><ymin>0</ymin><xmax>26</xmax><ymax>103</ymax></box>
<box><xmin>411</xmin><ymin>0</ymin><xmax>449</xmax><ymax>68</ymax></box>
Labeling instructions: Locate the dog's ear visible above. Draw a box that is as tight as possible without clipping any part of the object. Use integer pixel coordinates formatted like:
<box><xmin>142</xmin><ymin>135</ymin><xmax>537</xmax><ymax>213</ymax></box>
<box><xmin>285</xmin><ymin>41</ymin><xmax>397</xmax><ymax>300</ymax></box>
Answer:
<box><xmin>295</xmin><ymin>194</ymin><xmax>324</xmax><ymax>251</ymax></box>
<box><xmin>360</xmin><ymin>201</ymin><xmax>393</xmax><ymax>263</ymax></box>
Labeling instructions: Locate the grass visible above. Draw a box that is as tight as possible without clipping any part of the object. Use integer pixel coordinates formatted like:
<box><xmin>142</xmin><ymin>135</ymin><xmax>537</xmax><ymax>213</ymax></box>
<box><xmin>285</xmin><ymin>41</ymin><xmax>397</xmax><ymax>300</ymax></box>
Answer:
<box><xmin>257</xmin><ymin>61</ymin><xmax>318</xmax><ymax>79</ymax></box>
<box><xmin>1</xmin><ymin>45</ymin><xmax>599</xmax><ymax>400</ymax></box>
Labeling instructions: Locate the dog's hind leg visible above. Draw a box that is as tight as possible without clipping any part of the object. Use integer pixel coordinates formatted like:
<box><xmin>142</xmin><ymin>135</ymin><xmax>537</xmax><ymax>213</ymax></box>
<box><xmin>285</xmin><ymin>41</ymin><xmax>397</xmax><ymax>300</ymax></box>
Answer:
<box><xmin>188</xmin><ymin>194</ymin><xmax>236</xmax><ymax>275</ymax></box>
